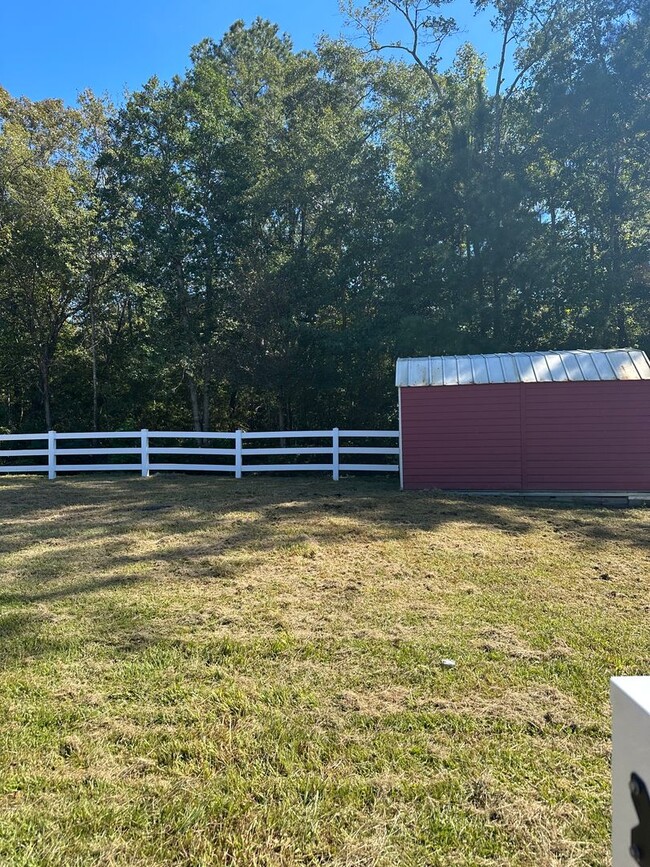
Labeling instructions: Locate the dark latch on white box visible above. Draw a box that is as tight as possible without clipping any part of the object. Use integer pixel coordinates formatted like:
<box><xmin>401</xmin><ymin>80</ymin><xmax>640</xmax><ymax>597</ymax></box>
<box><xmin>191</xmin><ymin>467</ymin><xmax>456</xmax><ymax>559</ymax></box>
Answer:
<box><xmin>630</xmin><ymin>773</ymin><xmax>650</xmax><ymax>866</ymax></box>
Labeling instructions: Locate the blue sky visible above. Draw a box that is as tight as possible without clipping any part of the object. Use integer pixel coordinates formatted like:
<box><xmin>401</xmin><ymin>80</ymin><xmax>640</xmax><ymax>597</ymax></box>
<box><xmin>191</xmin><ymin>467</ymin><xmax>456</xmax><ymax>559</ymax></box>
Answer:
<box><xmin>1</xmin><ymin>0</ymin><xmax>502</xmax><ymax>105</ymax></box>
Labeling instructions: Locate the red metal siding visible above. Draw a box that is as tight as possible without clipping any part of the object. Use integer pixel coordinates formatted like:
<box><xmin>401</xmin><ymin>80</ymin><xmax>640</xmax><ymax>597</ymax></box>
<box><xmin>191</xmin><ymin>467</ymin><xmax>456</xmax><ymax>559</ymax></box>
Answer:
<box><xmin>521</xmin><ymin>380</ymin><xmax>650</xmax><ymax>491</ymax></box>
<box><xmin>401</xmin><ymin>384</ymin><xmax>523</xmax><ymax>490</ymax></box>
<box><xmin>401</xmin><ymin>380</ymin><xmax>650</xmax><ymax>491</ymax></box>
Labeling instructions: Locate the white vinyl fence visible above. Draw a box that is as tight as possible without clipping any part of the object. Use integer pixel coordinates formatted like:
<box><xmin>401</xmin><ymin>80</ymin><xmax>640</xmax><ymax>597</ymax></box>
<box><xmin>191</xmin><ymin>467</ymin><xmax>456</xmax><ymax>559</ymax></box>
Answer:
<box><xmin>0</xmin><ymin>429</ymin><xmax>400</xmax><ymax>479</ymax></box>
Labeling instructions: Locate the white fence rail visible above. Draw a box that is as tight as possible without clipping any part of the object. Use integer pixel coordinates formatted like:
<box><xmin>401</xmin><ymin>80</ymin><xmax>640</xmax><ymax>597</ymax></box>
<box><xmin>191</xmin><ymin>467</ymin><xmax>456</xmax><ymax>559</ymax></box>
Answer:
<box><xmin>0</xmin><ymin>429</ymin><xmax>400</xmax><ymax>479</ymax></box>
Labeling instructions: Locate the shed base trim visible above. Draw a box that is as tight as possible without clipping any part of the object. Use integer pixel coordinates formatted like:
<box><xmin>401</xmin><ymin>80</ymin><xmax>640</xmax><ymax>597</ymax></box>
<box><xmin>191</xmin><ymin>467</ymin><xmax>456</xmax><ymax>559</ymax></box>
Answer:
<box><xmin>426</xmin><ymin>490</ymin><xmax>650</xmax><ymax>506</ymax></box>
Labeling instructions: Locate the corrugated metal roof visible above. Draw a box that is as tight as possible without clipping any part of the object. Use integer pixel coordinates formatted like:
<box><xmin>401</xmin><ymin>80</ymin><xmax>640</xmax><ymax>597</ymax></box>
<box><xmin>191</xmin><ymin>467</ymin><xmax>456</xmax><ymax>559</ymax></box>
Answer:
<box><xmin>395</xmin><ymin>349</ymin><xmax>650</xmax><ymax>387</ymax></box>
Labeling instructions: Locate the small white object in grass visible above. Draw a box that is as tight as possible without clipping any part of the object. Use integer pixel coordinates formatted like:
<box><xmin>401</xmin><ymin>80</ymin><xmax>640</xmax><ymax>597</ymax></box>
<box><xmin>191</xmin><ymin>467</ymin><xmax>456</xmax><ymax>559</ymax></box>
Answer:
<box><xmin>441</xmin><ymin>658</ymin><xmax>456</xmax><ymax>669</ymax></box>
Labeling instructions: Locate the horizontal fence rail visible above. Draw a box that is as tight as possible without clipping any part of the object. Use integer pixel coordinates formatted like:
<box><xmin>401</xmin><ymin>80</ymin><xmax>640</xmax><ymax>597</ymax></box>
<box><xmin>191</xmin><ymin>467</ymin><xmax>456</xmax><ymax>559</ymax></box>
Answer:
<box><xmin>0</xmin><ymin>429</ymin><xmax>400</xmax><ymax>480</ymax></box>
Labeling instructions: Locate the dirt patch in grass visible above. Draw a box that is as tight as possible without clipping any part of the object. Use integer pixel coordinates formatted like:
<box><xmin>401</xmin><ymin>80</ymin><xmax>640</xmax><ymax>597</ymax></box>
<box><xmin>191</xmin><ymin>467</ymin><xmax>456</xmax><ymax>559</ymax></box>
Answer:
<box><xmin>0</xmin><ymin>474</ymin><xmax>648</xmax><ymax>865</ymax></box>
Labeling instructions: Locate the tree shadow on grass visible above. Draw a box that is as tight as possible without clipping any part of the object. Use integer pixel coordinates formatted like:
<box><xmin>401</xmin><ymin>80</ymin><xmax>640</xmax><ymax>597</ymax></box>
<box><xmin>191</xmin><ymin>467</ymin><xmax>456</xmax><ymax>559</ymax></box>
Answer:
<box><xmin>0</xmin><ymin>574</ymin><xmax>142</xmax><ymax>607</ymax></box>
<box><xmin>0</xmin><ymin>474</ymin><xmax>647</xmax><ymax>668</ymax></box>
<box><xmin>0</xmin><ymin>474</ymin><xmax>648</xmax><ymax>564</ymax></box>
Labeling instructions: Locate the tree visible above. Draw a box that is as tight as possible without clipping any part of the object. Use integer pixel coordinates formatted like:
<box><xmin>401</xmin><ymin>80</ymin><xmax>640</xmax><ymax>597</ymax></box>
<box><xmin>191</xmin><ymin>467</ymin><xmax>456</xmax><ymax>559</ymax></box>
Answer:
<box><xmin>0</xmin><ymin>89</ymin><xmax>93</xmax><ymax>429</ymax></box>
<box><xmin>0</xmin><ymin>7</ymin><xmax>647</xmax><ymax>434</ymax></box>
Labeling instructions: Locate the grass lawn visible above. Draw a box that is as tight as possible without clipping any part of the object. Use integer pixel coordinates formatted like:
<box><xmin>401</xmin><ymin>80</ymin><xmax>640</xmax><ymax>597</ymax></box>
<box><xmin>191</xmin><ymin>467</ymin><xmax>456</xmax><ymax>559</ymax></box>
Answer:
<box><xmin>0</xmin><ymin>475</ymin><xmax>649</xmax><ymax>866</ymax></box>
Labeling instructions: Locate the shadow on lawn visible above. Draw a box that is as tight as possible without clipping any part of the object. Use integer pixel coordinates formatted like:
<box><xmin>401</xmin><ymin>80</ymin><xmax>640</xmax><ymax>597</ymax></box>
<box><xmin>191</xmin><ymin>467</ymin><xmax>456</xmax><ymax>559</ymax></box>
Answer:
<box><xmin>0</xmin><ymin>574</ymin><xmax>140</xmax><ymax>607</ymax></box>
<box><xmin>1</xmin><ymin>472</ymin><xmax>649</xmax><ymax>551</ymax></box>
<box><xmin>0</xmin><ymin>474</ymin><xmax>648</xmax><ymax>603</ymax></box>
<box><xmin>0</xmin><ymin>474</ymin><xmax>648</xmax><ymax>667</ymax></box>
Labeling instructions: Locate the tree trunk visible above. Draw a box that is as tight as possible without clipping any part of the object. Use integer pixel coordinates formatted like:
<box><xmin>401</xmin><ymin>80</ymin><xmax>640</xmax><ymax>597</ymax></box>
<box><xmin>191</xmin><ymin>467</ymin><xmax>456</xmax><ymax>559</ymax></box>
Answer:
<box><xmin>202</xmin><ymin>357</ymin><xmax>211</xmax><ymax>432</ymax></box>
<box><xmin>39</xmin><ymin>355</ymin><xmax>52</xmax><ymax>430</ymax></box>
<box><xmin>90</xmin><ymin>283</ymin><xmax>99</xmax><ymax>431</ymax></box>
<box><xmin>228</xmin><ymin>389</ymin><xmax>238</xmax><ymax>427</ymax></box>
<box><xmin>188</xmin><ymin>375</ymin><xmax>201</xmax><ymax>432</ymax></box>
<box><xmin>492</xmin><ymin>279</ymin><xmax>503</xmax><ymax>343</ymax></box>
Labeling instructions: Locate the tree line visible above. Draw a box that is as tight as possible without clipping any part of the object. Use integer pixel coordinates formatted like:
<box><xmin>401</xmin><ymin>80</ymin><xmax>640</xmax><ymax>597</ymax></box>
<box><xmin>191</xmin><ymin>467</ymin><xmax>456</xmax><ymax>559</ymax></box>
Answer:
<box><xmin>0</xmin><ymin>0</ymin><xmax>648</xmax><ymax>433</ymax></box>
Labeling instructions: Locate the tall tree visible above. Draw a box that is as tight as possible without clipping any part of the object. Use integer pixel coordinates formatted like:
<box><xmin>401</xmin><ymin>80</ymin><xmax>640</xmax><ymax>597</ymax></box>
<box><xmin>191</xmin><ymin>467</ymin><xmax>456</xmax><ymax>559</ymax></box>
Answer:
<box><xmin>0</xmin><ymin>89</ymin><xmax>94</xmax><ymax>429</ymax></box>
<box><xmin>0</xmin><ymin>8</ymin><xmax>647</xmax><ymax>434</ymax></box>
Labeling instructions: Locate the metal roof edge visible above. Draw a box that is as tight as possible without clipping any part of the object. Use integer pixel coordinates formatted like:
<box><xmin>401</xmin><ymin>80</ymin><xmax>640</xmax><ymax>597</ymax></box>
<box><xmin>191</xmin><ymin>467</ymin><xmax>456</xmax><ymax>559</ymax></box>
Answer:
<box><xmin>395</xmin><ymin>349</ymin><xmax>650</xmax><ymax>387</ymax></box>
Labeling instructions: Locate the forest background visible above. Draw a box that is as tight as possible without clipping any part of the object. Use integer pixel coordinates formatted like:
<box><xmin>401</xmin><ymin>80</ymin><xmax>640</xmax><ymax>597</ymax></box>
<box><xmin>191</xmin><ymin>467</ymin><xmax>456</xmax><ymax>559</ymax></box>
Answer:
<box><xmin>0</xmin><ymin>0</ymin><xmax>647</xmax><ymax>433</ymax></box>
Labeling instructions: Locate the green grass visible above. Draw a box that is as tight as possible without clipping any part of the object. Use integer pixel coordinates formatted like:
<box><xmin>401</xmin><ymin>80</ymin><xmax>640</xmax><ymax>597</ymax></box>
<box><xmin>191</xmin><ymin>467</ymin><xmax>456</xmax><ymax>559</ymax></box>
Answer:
<box><xmin>0</xmin><ymin>475</ymin><xmax>648</xmax><ymax>866</ymax></box>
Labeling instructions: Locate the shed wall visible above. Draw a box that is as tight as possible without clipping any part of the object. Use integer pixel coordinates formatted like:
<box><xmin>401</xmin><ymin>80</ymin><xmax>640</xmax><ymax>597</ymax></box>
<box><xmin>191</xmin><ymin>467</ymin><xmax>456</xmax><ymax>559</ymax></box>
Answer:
<box><xmin>400</xmin><ymin>380</ymin><xmax>650</xmax><ymax>491</ymax></box>
<box><xmin>400</xmin><ymin>384</ymin><xmax>523</xmax><ymax>490</ymax></box>
<box><xmin>521</xmin><ymin>380</ymin><xmax>650</xmax><ymax>491</ymax></box>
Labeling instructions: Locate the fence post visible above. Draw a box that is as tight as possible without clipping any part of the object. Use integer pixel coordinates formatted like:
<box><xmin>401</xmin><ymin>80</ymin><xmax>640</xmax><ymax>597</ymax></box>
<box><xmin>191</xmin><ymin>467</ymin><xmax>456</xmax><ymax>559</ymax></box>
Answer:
<box><xmin>47</xmin><ymin>430</ymin><xmax>56</xmax><ymax>480</ymax></box>
<box><xmin>141</xmin><ymin>429</ymin><xmax>149</xmax><ymax>478</ymax></box>
<box><xmin>235</xmin><ymin>429</ymin><xmax>242</xmax><ymax>479</ymax></box>
<box><xmin>332</xmin><ymin>427</ymin><xmax>340</xmax><ymax>481</ymax></box>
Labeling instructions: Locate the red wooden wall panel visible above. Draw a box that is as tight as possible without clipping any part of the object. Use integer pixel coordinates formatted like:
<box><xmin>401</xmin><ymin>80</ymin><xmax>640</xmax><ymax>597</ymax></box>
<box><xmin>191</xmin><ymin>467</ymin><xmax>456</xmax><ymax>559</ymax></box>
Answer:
<box><xmin>400</xmin><ymin>380</ymin><xmax>650</xmax><ymax>491</ymax></box>
<box><xmin>520</xmin><ymin>380</ymin><xmax>650</xmax><ymax>491</ymax></box>
<box><xmin>400</xmin><ymin>383</ymin><xmax>523</xmax><ymax>490</ymax></box>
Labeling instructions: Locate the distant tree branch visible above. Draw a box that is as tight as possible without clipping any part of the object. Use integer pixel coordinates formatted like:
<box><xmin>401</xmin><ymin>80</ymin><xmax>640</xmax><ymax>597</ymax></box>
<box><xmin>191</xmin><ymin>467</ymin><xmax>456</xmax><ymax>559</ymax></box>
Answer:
<box><xmin>341</xmin><ymin>0</ymin><xmax>457</xmax><ymax>123</ymax></box>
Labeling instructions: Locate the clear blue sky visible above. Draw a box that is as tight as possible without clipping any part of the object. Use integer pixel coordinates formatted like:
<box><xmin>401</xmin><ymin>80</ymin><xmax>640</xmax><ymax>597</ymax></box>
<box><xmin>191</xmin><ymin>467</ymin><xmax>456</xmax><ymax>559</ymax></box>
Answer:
<box><xmin>0</xmin><ymin>0</ymin><xmax>502</xmax><ymax>106</ymax></box>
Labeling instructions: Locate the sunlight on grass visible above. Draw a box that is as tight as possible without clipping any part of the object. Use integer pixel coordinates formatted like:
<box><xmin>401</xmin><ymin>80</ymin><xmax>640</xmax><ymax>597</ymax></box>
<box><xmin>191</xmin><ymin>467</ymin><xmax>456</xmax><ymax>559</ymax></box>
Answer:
<box><xmin>0</xmin><ymin>475</ymin><xmax>648</xmax><ymax>865</ymax></box>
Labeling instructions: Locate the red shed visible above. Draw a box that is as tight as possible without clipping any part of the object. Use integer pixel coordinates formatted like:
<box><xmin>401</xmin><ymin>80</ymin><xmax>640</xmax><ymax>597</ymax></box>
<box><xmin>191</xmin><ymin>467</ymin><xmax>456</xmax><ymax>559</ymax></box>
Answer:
<box><xmin>397</xmin><ymin>349</ymin><xmax>650</xmax><ymax>493</ymax></box>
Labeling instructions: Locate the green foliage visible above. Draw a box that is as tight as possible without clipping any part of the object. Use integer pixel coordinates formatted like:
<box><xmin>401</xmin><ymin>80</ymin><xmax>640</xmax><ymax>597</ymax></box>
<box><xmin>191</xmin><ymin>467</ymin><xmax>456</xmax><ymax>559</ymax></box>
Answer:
<box><xmin>0</xmin><ymin>3</ymin><xmax>648</xmax><ymax>432</ymax></box>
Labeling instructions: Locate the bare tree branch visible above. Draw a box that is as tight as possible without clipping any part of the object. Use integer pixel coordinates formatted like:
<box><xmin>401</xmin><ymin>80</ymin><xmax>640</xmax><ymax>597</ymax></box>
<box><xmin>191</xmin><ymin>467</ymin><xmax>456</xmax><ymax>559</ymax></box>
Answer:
<box><xmin>341</xmin><ymin>0</ymin><xmax>457</xmax><ymax>122</ymax></box>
